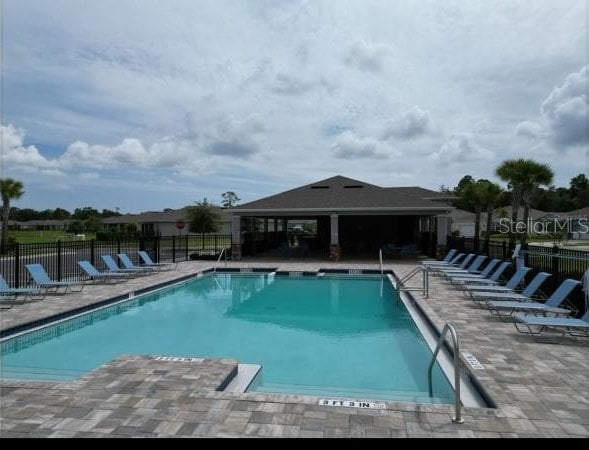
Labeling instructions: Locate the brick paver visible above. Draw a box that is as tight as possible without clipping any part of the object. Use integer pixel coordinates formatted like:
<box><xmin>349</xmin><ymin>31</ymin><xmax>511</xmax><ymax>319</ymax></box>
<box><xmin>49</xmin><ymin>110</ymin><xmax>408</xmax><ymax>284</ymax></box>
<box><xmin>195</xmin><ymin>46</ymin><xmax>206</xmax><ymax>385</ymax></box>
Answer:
<box><xmin>1</xmin><ymin>259</ymin><xmax>588</xmax><ymax>437</ymax></box>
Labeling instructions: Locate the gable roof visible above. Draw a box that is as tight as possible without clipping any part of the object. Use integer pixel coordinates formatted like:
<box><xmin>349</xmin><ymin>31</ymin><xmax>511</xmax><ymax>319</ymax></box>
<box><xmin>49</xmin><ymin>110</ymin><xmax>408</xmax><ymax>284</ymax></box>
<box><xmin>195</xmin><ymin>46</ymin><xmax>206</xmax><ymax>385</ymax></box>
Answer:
<box><xmin>233</xmin><ymin>175</ymin><xmax>453</xmax><ymax>213</ymax></box>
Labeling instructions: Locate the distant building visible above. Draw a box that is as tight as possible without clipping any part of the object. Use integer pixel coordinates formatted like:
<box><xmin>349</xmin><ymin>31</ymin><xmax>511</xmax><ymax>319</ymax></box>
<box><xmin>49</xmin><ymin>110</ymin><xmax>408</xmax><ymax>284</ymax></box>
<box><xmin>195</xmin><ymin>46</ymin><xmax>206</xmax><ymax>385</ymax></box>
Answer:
<box><xmin>102</xmin><ymin>206</ymin><xmax>232</xmax><ymax>236</ymax></box>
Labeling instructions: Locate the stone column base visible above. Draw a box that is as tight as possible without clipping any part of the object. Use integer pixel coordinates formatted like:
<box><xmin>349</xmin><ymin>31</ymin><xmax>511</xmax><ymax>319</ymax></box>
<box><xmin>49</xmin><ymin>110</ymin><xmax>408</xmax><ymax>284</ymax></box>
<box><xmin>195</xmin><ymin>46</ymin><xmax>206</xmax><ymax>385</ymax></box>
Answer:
<box><xmin>330</xmin><ymin>244</ymin><xmax>341</xmax><ymax>261</ymax></box>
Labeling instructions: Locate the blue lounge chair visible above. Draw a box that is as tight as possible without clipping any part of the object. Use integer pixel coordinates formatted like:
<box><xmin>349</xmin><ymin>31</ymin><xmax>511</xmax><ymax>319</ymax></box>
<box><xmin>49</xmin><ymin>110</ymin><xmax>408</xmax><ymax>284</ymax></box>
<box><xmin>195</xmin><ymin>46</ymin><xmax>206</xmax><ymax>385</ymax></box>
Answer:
<box><xmin>513</xmin><ymin>310</ymin><xmax>589</xmax><ymax>337</ymax></box>
<box><xmin>422</xmin><ymin>252</ymin><xmax>465</xmax><ymax>267</ymax></box>
<box><xmin>487</xmin><ymin>278</ymin><xmax>581</xmax><ymax>318</ymax></box>
<box><xmin>78</xmin><ymin>261</ymin><xmax>130</xmax><ymax>282</ymax></box>
<box><xmin>430</xmin><ymin>254</ymin><xmax>475</xmax><ymax>275</ymax></box>
<box><xmin>117</xmin><ymin>253</ymin><xmax>156</xmax><ymax>272</ymax></box>
<box><xmin>462</xmin><ymin>267</ymin><xmax>531</xmax><ymax>295</ymax></box>
<box><xmin>0</xmin><ymin>274</ymin><xmax>46</xmax><ymax>308</ymax></box>
<box><xmin>472</xmin><ymin>272</ymin><xmax>551</xmax><ymax>308</ymax></box>
<box><xmin>138</xmin><ymin>251</ymin><xmax>176</xmax><ymax>271</ymax></box>
<box><xmin>25</xmin><ymin>264</ymin><xmax>84</xmax><ymax>294</ymax></box>
<box><xmin>447</xmin><ymin>259</ymin><xmax>500</xmax><ymax>283</ymax></box>
<box><xmin>450</xmin><ymin>261</ymin><xmax>509</xmax><ymax>285</ymax></box>
<box><xmin>439</xmin><ymin>255</ymin><xmax>487</xmax><ymax>278</ymax></box>
<box><xmin>101</xmin><ymin>255</ymin><xmax>146</xmax><ymax>275</ymax></box>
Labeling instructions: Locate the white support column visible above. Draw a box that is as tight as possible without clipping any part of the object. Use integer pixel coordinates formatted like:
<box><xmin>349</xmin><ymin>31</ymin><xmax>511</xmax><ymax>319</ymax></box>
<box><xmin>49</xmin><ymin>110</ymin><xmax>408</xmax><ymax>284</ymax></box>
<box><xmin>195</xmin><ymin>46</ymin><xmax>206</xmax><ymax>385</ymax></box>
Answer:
<box><xmin>330</xmin><ymin>214</ymin><xmax>340</xmax><ymax>261</ymax></box>
<box><xmin>330</xmin><ymin>214</ymin><xmax>339</xmax><ymax>245</ymax></box>
<box><xmin>231</xmin><ymin>215</ymin><xmax>242</xmax><ymax>259</ymax></box>
<box><xmin>437</xmin><ymin>214</ymin><xmax>449</xmax><ymax>246</ymax></box>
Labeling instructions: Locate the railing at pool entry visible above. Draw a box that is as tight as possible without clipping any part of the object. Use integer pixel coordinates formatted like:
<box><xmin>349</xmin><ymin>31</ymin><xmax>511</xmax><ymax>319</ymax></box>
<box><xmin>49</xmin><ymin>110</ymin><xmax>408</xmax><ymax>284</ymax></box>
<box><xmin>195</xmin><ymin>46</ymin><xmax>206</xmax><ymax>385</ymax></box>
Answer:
<box><xmin>428</xmin><ymin>323</ymin><xmax>463</xmax><ymax>424</ymax></box>
<box><xmin>396</xmin><ymin>266</ymin><xmax>429</xmax><ymax>301</ymax></box>
<box><xmin>213</xmin><ymin>248</ymin><xmax>229</xmax><ymax>273</ymax></box>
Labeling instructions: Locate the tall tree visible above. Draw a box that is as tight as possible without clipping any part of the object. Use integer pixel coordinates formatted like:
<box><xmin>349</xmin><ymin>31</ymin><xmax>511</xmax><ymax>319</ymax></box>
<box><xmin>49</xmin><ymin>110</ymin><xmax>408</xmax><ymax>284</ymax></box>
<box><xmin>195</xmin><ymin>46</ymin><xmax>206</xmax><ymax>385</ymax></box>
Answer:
<box><xmin>1</xmin><ymin>178</ymin><xmax>25</xmax><ymax>251</ymax></box>
<box><xmin>187</xmin><ymin>198</ymin><xmax>220</xmax><ymax>233</ymax></box>
<box><xmin>221</xmin><ymin>191</ymin><xmax>241</xmax><ymax>208</ymax></box>
<box><xmin>496</xmin><ymin>159</ymin><xmax>553</xmax><ymax>244</ymax></box>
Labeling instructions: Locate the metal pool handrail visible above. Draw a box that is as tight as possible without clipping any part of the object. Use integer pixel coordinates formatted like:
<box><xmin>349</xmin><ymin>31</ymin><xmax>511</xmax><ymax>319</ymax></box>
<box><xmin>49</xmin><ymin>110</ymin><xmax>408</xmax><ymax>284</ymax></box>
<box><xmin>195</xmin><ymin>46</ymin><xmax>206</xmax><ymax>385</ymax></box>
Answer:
<box><xmin>379</xmin><ymin>249</ymin><xmax>383</xmax><ymax>276</ymax></box>
<box><xmin>213</xmin><ymin>248</ymin><xmax>228</xmax><ymax>273</ymax></box>
<box><xmin>397</xmin><ymin>266</ymin><xmax>429</xmax><ymax>299</ymax></box>
<box><xmin>428</xmin><ymin>323</ymin><xmax>463</xmax><ymax>424</ymax></box>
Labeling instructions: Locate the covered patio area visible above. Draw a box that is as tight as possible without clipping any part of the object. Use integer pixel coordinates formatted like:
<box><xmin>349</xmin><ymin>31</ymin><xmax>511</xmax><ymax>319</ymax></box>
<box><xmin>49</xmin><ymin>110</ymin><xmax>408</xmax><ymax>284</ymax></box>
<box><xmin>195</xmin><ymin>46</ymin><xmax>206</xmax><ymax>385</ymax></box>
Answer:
<box><xmin>230</xmin><ymin>176</ymin><xmax>454</xmax><ymax>261</ymax></box>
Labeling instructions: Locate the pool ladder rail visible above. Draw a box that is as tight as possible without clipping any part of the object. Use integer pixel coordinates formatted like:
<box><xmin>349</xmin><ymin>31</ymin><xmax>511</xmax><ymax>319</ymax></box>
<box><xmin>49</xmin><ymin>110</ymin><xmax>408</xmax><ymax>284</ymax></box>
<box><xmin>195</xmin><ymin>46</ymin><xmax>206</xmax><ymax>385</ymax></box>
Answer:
<box><xmin>396</xmin><ymin>266</ymin><xmax>429</xmax><ymax>299</ymax></box>
<box><xmin>428</xmin><ymin>323</ymin><xmax>463</xmax><ymax>424</ymax></box>
<box><xmin>213</xmin><ymin>248</ymin><xmax>229</xmax><ymax>273</ymax></box>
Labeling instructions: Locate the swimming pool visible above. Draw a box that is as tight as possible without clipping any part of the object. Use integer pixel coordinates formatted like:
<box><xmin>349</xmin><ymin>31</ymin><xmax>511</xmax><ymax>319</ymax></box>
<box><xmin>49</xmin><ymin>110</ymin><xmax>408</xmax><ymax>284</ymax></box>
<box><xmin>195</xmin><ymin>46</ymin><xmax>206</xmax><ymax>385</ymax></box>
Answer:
<box><xmin>1</xmin><ymin>273</ymin><xmax>454</xmax><ymax>404</ymax></box>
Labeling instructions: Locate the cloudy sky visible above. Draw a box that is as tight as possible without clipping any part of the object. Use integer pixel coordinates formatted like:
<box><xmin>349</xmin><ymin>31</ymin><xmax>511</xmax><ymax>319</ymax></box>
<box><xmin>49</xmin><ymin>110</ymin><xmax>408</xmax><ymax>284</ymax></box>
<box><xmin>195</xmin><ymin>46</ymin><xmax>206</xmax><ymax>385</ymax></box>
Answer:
<box><xmin>1</xmin><ymin>0</ymin><xmax>587</xmax><ymax>213</ymax></box>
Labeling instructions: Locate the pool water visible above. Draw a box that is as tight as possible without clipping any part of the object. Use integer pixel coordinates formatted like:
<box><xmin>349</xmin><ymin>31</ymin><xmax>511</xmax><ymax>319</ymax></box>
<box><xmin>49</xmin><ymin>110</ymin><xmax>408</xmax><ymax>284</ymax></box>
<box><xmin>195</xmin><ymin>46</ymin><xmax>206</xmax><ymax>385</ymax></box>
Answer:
<box><xmin>1</xmin><ymin>273</ymin><xmax>454</xmax><ymax>403</ymax></box>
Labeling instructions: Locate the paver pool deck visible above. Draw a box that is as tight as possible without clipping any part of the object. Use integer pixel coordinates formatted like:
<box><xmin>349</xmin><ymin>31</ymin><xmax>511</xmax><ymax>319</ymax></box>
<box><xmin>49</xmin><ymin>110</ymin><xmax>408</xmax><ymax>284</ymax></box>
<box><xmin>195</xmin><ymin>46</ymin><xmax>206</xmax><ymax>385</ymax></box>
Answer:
<box><xmin>1</xmin><ymin>259</ymin><xmax>588</xmax><ymax>438</ymax></box>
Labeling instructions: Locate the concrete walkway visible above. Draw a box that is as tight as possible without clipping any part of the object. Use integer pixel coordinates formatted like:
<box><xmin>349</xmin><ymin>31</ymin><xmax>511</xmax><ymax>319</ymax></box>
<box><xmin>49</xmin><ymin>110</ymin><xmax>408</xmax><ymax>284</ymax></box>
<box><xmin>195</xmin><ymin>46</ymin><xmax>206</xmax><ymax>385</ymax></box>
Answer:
<box><xmin>1</xmin><ymin>259</ymin><xmax>588</xmax><ymax>438</ymax></box>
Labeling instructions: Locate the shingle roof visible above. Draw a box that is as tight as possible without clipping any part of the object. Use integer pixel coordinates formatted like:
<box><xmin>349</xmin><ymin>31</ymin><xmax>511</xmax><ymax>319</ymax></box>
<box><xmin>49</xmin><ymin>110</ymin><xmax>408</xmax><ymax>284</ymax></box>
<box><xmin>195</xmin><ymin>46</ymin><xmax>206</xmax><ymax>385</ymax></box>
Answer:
<box><xmin>102</xmin><ymin>206</ymin><xmax>230</xmax><ymax>224</ymax></box>
<box><xmin>233</xmin><ymin>176</ymin><xmax>453</xmax><ymax>212</ymax></box>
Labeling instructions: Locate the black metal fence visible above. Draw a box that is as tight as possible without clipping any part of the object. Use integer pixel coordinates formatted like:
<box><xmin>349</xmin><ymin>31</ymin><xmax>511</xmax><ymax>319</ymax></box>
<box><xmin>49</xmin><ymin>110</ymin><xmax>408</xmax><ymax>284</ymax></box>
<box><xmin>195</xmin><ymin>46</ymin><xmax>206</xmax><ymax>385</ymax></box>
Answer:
<box><xmin>0</xmin><ymin>234</ymin><xmax>231</xmax><ymax>288</ymax></box>
<box><xmin>446</xmin><ymin>236</ymin><xmax>589</xmax><ymax>316</ymax></box>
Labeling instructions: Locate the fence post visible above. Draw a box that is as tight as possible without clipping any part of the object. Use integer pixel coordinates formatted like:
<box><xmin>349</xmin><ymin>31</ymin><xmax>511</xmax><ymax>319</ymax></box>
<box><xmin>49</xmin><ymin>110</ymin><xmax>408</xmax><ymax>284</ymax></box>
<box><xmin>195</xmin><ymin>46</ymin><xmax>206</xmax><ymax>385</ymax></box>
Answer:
<box><xmin>502</xmin><ymin>241</ymin><xmax>507</xmax><ymax>260</ymax></box>
<box><xmin>90</xmin><ymin>239</ymin><xmax>95</xmax><ymax>266</ymax></box>
<box><xmin>14</xmin><ymin>243</ymin><xmax>20</xmax><ymax>288</ymax></box>
<box><xmin>551</xmin><ymin>245</ymin><xmax>559</xmax><ymax>279</ymax></box>
<box><xmin>172</xmin><ymin>235</ymin><xmax>176</xmax><ymax>263</ymax></box>
<box><xmin>215</xmin><ymin>234</ymin><xmax>218</xmax><ymax>253</ymax></box>
<box><xmin>155</xmin><ymin>235</ymin><xmax>160</xmax><ymax>262</ymax></box>
<box><xmin>57</xmin><ymin>240</ymin><xmax>62</xmax><ymax>281</ymax></box>
<box><xmin>186</xmin><ymin>234</ymin><xmax>189</xmax><ymax>260</ymax></box>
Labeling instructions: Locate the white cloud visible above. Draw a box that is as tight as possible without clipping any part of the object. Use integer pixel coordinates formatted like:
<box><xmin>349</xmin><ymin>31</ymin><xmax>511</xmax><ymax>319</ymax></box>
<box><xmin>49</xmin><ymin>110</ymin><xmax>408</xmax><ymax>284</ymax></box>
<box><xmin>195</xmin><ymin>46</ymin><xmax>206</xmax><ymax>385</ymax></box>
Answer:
<box><xmin>2</xmin><ymin>1</ymin><xmax>587</xmax><ymax>211</ymax></box>
<box><xmin>332</xmin><ymin>131</ymin><xmax>390</xmax><ymax>159</ymax></box>
<box><xmin>540</xmin><ymin>65</ymin><xmax>588</xmax><ymax>147</ymax></box>
<box><xmin>515</xmin><ymin>120</ymin><xmax>543</xmax><ymax>139</ymax></box>
<box><xmin>1</xmin><ymin>123</ymin><xmax>59</xmax><ymax>172</ymax></box>
<box><xmin>429</xmin><ymin>133</ymin><xmax>494</xmax><ymax>166</ymax></box>
<box><xmin>382</xmin><ymin>106</ymin><xmax>432</xmax><ymax>140</ymax></box>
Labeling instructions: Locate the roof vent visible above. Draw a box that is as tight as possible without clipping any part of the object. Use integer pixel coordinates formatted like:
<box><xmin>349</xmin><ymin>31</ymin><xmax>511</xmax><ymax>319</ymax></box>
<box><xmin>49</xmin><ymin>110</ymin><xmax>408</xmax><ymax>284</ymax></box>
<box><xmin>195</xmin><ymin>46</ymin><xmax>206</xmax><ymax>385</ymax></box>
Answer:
<box><xmin>310</xmin><ymin>185</ymin><xmax>329</xmax><ymax>189</ymax></box>
<box><xmin>344</xmin><ymin>185</ymin><xmax>363</xmax><ymax>189</ymax></box>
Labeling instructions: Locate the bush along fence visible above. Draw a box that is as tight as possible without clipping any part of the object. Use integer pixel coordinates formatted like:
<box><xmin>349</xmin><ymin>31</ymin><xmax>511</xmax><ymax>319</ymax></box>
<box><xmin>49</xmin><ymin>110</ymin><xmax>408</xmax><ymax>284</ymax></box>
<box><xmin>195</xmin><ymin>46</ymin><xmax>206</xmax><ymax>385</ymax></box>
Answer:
<box><xmin>447</xmin><ymin>236</ymin><xmax>589</xmax><ymax>317</ymax></box>
<box><xmin>0</xmin><ymin>234</ymin><xmax>232</xmax><ymax>288</ymax></box>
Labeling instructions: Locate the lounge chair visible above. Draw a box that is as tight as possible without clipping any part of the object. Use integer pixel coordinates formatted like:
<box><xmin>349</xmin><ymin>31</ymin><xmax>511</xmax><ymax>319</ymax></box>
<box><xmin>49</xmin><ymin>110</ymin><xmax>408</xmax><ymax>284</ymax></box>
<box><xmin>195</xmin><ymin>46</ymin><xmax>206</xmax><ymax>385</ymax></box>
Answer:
<box><xmin>439</xmin><ymin>255</ymin><xmax>487</xmax><ymax>278</ymax></box>
<box><xmin>117</xmin><ymin>253</ymin><xmax>157</xmax><ymax>273</ymax></box>
<box><xmin>449</xmin><ymin>261</ymin><xmax>510</xmax><ymax>285</ymax></box>
<box><xmin>513</xmin><ymin>310</ymin><xmax>589</xmax><ymax>337</ymax></box>
<box><xmin>447</xmin><ymin>259</ymin><xmax>500</xmax><ymax>282</ymax></box>
<box><xmin>25</xmin><ymin>263</ymin><xmax>84</xmax><ymax>294</ymax></box>
<box><xmin>137</xmin><ymin>251</ymin><xmax>176</xmax><ymax>271</ymax></box>
<box><xmin>487</xmin><ymin>278</ymin><xmax>581</xmax><ymax>318</ymax></box>
<box><xmin>471</xmin><ymin>272</ymin><xmax>551</xmax><ymax>306</ymax></box>
<box><xmin>422</xmin><ymin>252</ymin><xmax>465</xmax><ymax>267</ymax></box>
<box><xmin>0</xmin><ymin>274</ymin><xmax>46</xmax><ymax>307</ymax></box>
<box><xmin>461</xmin><ymin>266</ymin><xmax>531</xmax><ymax>294</ymax></box>
<box><xmin>430</xmin><ymin>254</ymin><xmax>475</xmax><ymax>275</ymax></box>
<box><xmin>101</xmin><ymin>255</ymin><xmax>146</xmax><ymax>276</ymax></box>
<box><xmin>78</xmin><ymin>261</ymin><xmax>130</xmax><ymax>283</ymax></box>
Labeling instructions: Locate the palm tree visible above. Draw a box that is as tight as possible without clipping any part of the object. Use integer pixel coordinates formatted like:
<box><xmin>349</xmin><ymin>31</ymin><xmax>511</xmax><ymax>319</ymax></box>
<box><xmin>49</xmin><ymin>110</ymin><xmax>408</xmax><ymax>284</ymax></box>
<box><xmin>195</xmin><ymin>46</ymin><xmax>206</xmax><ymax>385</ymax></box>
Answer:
<box><xmin>479</xmin><ymin>182</ymin><xmax>504</xmax><ymax>253</ymax></box>
<box><xmin>1</xmin><ymin>178</ymin><xmax>25</xmax><ymax>252</ymax></box>
<box><xmin>495</xmin><ymin>159</ymin><xmax>553</xmax><ymax>245</ymax></box>
<box><xmin>459</xmin><ymin>180</ymin><xmax>503</xmax><ymax>252</ymax></box>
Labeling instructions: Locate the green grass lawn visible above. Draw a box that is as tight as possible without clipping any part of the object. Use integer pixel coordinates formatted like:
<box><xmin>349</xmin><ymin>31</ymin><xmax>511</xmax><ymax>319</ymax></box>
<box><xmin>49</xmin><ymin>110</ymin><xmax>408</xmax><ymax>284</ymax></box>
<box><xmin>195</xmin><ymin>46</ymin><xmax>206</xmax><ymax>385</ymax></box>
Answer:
<box><xmin>9</xmin><ymin>230</ymin><xmax>97</xmax><ymax>244</ymax></box>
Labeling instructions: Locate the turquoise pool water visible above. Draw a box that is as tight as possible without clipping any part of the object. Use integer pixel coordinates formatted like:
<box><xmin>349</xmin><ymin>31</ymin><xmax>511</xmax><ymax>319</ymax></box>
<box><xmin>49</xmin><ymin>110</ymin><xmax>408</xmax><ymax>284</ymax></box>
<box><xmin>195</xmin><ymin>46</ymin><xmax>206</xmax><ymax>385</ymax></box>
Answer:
<box><xmin>1</xmin><ymin>273</ymin><xmax>454</xmax><ymax>403</ymax></box>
